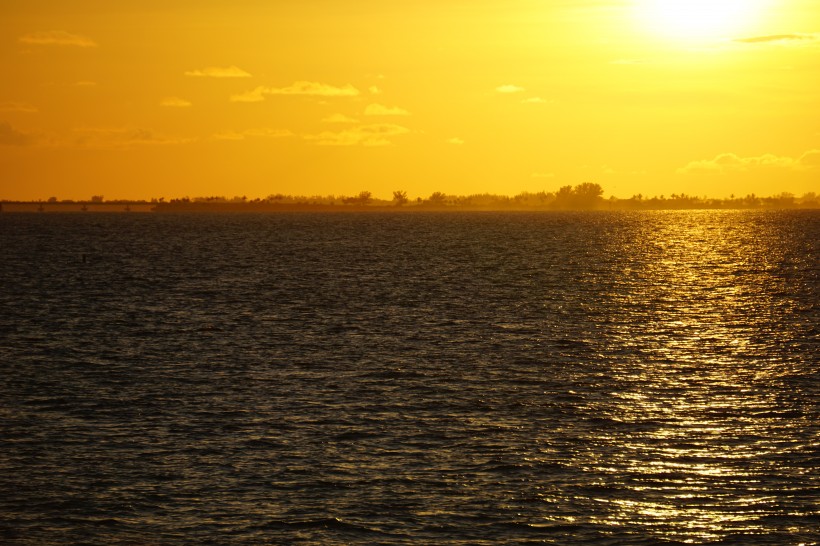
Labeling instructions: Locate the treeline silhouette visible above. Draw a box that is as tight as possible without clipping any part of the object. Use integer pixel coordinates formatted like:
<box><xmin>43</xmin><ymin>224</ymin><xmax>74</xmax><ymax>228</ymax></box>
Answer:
<box><xmin>151</xmin><ymin>183</ymin><xmax>819</xmax><ymax>211</ymax></box>
<box><xmin>5</xmin><ymin>183</ymin><xmax>819</xmax><ymax>211</ymax></box>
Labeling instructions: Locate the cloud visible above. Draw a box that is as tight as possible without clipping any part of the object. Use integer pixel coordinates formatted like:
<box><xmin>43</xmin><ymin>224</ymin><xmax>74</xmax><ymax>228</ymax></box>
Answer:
<box><xmin>799</xmin><ymin>150</ymin><xmax>820</xmax><ymax>168</ymax></box>
<box><xmin>230</xmin><ymin>86</ymin><xmax>267</xmax><ymax>102</ymax></box>
<box><xmin>446</xmin><ymin>137</ymin><xmax>465</xmax><ymax>145</ymax></box>
<box><xmin>521</xmin><ymin>97</ymin><xmax>548</xmax><ymax>104</ymax></box>
<box><xmin>231</xmin><ymin>81</ymin><xmax>360</xmax><ymax>103</ymax></box>
<box><xmin>734</xmin><ymin>33</ymin><xmax>816</xmax><ymax>44</ymax></box>
<box><xmin>74</xmin><ymin>81</ymin><xmax>97</xmax><ymax>87</ymax></box>
<box><xmin>364</xmin><ymin>103</ymin><xmax>410</xmax><ymax>116</ymax></box>
<box><xmin>245</xmin><ymin>128</ymin><xmax>292</xmax><ymax>138</ymax></box>
<box><xmin>266</xmin><ymin>81</ymin><xmax>360</xmax><ymax>97</ymax></box>
<box><xmin>678</xmin><ymin>150</ymin><xmax>820</xmax><ymax>174</ymax></box>
<box><xmin>70</xmin><ymin>127</ymin><xmax>190</xmax><ymax>148</ymax></box>
<box><xmin>0</xmin><ymin>102</ymin><xmax>38</xmax><ymax>113</ymax></box>
<box><xmin>213</xmin><ymin>128</ymin><xmax>293</xmax><ymax>140</ymax></box>
<box><xmin>160</xmin><ymin>97</ymin><xmax>192</xmax><ymax>108</ymax></box>
<box><xmin>0</xmin><ymin>122</ymin><xmax>33</xmax><ymax>146</ymax></box>
<box><xmin>185</xmin><ymin>66</ymin><xmax>252</xmax><ymax>78</ymax></box>
<box><xmin>322</xmin><ymin>113</ymin><xmax>359</xmax><ymax>123</ymax></box>
<box><xmin>369</xmin><ymin>86</ymin><xmax>382</xmax><ymax>95</ymax></box>
<box><xmin>496</xmin><ymin>84</ymin><xmax>525</xmax><ymax>93</ymax></box>
<box><xmin>19</xmin><ymin>31</ymin><xmax>97</xmax><ymax>47</ymax></box>
<box><xmin>305</xmin><ymin>123</ymin><xmax>410</xmax><ymax>146</ymax></box>
<box><xmin>212</xmin><ymin>131</ymin><xmax>245</xmax><ymax>141</ymax></box>
<box><xmin>0</xmin><ymin>124</ymin><xmax>189</xmax><ymax>149</ymax></box>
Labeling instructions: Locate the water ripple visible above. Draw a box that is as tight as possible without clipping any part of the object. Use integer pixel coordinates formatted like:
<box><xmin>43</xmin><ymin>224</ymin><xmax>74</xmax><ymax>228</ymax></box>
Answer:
<box><xmin>1</xmin><ymin>210</ymin><xmax>817</xmax><ymax>544</ymax></box>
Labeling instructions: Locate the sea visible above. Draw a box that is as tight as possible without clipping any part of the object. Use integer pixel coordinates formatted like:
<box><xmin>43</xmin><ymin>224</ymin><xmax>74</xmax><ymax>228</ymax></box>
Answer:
<box><xmin>1</xmin><ymin>210</ymin><xmax>818</xmax><ymax>545</ymax></box>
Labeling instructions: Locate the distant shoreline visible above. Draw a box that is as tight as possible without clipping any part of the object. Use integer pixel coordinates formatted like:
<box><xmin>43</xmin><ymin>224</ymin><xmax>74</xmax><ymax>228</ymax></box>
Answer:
<box><xmin>4</xmin><ymin>182</ymin><xmax>818</xmax><ymax>212</ymax></box>
<box><xmin>2</xmin><ymin>201</ymin><xmax>818</xmax><ymax>213</ymax></box>
<box><xmin>0</xmin><ymin>202</ymin><xmax>155</xmax><ymax>213</ymax></box>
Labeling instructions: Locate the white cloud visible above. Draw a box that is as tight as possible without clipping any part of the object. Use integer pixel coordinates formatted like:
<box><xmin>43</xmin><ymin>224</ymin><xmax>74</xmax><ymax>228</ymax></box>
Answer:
<box><xmin>19</xmin><ymin>31</ymin><xmax>97</xmax><ymax>47</ymax></box>
<box><xmin>364</xmin><ymin>103</ymin><xmax>410</xmax><ymax>116</ymax></box>
<box><xmin>267</xmin><ymin>81</ymin><xmax>360</xmax><ymax>96</ymax></box>
<box><xmin>496</xmin><ymin>84</ymin><xmax>525</xmax><ymax>93</ymax></box>
<box><xmin>521</xmin><ymin>97</ymin><xmax>548</xmax><ymax>104</ymax></box>
<box><xmin>185</xmin><ymin>66</ymin><xmax>252</xmax><ymax>78</ymax></box>
<box><xmin>322</xmin><ymin>113</ymin><xmax>359</xmax><ymax>123</ymax></box>
<box><xmin>678</xmin><ymin>150</ymin><xmax>820</xmax><ymax>174</ymax></box>
<box><xmin>231</xmin><ymin>81</ymin><xmax>360</xmax><ymax>102</ymax></box>
<box><xmin>734</xmin><ymin>33</ymin><xmax>817</xmax><ymax>44</ymax></box>
<box><xmin>160</xmin><ymin>97</ymin><xmax>192</xmax><ymax>108</ymax></box>
<box><xmin>305</xmin><ymin>123</ymin><xmax>410</xmax><ymax>146</ymax></box>
<box><xmin>446</xmin><ymin>137</ymin><xmax>465</xmax><ymax>145</ymax></box>
<box><xmin>0</xmin><ymin>102</ymin><xmax>38</xmax><ymax>113</ymax></box>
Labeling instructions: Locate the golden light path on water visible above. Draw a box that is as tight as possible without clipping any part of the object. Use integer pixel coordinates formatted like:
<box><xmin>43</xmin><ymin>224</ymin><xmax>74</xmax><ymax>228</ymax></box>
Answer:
<box><xmin>536</xmin><ymin>211</ymin><xmax>817</xmax><ymax>543</ymax></box>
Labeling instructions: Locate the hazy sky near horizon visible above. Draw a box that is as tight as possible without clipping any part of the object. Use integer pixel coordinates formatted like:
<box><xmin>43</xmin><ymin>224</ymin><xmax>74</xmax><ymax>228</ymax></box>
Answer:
<box><xmin>1</xmin><ymin>0</ymin><xmax>819</xmax><ymax>201</ymax></box>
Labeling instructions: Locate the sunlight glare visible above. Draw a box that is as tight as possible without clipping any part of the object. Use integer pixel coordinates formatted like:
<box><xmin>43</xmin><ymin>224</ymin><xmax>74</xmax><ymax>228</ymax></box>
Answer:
<box><xmin>636</xmin><ymin>0</ymin><xmax>767</xmax><ymax>41</ymax></box>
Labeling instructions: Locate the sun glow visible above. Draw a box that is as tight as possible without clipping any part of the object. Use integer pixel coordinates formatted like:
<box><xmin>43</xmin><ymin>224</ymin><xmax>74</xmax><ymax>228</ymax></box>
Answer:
<box><xmin>636</xmin><ymin>0</ymin><xmax>767</xmax><ymax>41</ymax></box>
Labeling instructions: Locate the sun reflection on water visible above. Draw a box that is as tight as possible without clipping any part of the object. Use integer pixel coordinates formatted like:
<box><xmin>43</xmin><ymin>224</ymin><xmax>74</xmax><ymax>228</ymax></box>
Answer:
<box><xmin>545</xmin><ymin>211</ymin><xmax>818</xmax><ymax>542</ymax></box>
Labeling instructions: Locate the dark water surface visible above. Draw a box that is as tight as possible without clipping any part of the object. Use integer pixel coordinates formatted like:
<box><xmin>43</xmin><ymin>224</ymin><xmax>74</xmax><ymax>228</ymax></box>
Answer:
<box><xmin>1</xmin><ymin>211</ymin><xmax>818</xmax><ymax>545</ymax></box>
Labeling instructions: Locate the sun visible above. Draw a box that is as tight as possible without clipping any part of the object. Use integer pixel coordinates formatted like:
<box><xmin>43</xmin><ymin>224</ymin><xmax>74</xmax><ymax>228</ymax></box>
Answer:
<box><xmin>636</xmin><ymin>0</ymin><xmax>766</xmax><ymax>41</ymax></box>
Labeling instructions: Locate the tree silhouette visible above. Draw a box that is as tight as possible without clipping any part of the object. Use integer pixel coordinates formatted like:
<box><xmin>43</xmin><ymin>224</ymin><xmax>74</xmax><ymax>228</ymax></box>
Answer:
<box><xmin>554</xmin><ymin>185</ymin><xmax>574</xmax><ymax>208</ymax></box>
<box><xmin>573</xmin><ymin>182</ymin><xmax>604</xmax><ymax>208</ymax></box>
<box><xmin>574</xmin><ymin>182</ymin><xmax>603</xmax><ymax>201</ymax></box>
<box><xmin>427</xmin><ymin>192</ymin><xmax>447</xmax><ymax>205</ymax></box>
<box><xmin>343</xmin><ymin>190</ymin><xmax>372</xmax><ymax>205</ymax></box>
<box><xmin>392</xmin><ymin>190</ymin><xmax>409</xmax><ymax>206</ymax></box>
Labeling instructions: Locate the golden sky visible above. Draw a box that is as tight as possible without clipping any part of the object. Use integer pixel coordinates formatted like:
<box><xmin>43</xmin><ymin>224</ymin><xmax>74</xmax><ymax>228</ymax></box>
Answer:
<box><xmin>1</xmin><ymin>0</ymin><xmax>818</xmax><ymax>200</ymax></box>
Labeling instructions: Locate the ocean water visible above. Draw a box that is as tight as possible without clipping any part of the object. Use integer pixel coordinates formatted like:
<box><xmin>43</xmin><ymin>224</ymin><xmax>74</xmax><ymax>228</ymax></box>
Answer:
<box><xmin>1</xmin><ymin>210</ymin><xmax>818</xmax><ymax>545</ymax></box>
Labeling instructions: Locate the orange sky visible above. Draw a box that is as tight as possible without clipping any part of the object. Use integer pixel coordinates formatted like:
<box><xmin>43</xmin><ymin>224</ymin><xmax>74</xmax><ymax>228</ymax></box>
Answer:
<box><xmin>1</xmin><ymin>0</ymin><xmax>818</xmax><ymax>201</ymax></box>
